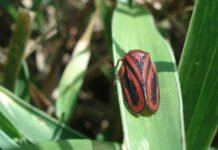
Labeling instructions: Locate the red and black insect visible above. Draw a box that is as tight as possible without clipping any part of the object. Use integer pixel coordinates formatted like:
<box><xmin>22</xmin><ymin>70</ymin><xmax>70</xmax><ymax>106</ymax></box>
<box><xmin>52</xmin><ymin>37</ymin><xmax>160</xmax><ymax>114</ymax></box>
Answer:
<box><xmin>115</xmin><ymin>49</ymin><xmax>160</xmax><ymax>113</ymax></box>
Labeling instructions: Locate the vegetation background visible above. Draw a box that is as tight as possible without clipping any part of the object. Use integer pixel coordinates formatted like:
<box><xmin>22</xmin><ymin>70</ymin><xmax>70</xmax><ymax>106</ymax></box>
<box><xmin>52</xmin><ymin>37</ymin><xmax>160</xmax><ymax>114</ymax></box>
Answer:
<box><xmin>0</xmin><ymin>0</ymin><xmax>217</xmax><ymax>149</ymax></box>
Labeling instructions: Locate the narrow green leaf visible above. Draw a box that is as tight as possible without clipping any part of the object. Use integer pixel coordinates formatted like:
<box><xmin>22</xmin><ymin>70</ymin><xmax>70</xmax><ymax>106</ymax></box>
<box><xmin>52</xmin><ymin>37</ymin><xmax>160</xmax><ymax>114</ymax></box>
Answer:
<box><xmin>0</xmin><ymin>112</ymin><xmax>21</xmax><ymax>139</ymax></box>
<box><xmin>128</xmin><ymin>0</ymin><xmax>133</xmax><ymax>7</ymax></box>
<box><xmin>0</xmin><ymin>86</ymin><xmax>86</xmax><ymax>143</ymax></box>
<box><xmin>96</xmin><ymin>0</ymin><xmax>113</xmax><ymax>52</ymax></box>
<box><xmin>178</xmin><ymin>0</ymin><xmax>218</xmax><ymax>149</ymax></box>
<box><xmin>56</xmin><ymin>11</ymin><xmax>98</xmax><ymax>122</ymax></box>
<box><xmin>112</xmin><ymin>3</ymin><xmax>185</xmax><ymax>149</ymax></box>
<box><xmin>16</xmin><ymin>139</ymin><xmax>120</xmax><ymax>150</ymax></box>
<box><xmin>0</xmin><ymin>0</ymin><xmax>18</xmax><ymax>20</ymax></box>
<box><xmin>0</xmin><ymin>129</ymin><xmax>19</xmax><ymax>149</ymax></box>
<box><xmin>3</xmin><ymin>9</ymin><xmax>34</xmax><ymax>91</ymax></box>
<box><xmin>208</xmin><ymin>147</ymin><xmax>218</xmax><ymax>150</ymax></box>
<box><xmin>32</xmin><ymin>1</ymin><xmax>44</xmax><ymax>33</ymax></box>
<box><xmin>15</xmin><ymin>61</ymin><xmax>30</xmax><ymax>101</ymax></box>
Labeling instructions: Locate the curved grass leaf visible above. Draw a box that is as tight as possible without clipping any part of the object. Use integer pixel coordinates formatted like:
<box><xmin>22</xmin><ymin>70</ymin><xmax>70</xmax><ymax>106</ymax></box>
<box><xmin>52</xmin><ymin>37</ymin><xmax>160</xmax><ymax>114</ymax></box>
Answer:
<box><xmin>0</xmin><ymin>129</ymin><xmax>19</xmax><ymax>149</ymax></box>
<box><xmin>96</xmin><ymin>0</ymin><xmax>113</xmax><ymax>52</ymax></box>
<box><xmin>112</xmin><ymin>3</ymin><xmax>185</xmax><ymax>150</ymax></box>
<box><xmin>0</xmin><ymin>86</ymin><xmax>86</xmax><ymax>143</ymax></box>
<box><xmin>56</xmin><ymin>11</ymin><xmax>98</xmax><ymax>122</ymax></box>
<box><xmin>16</xmin><ymin>139</ymin><xmax>120</xmax><ymax>150</ymax></box>
<box><xmin>178</xmin><ymin>0</ymin><xmax>218</xmax><ymax>149</ymax></box>
<box><xmin>0</xmin><ymin>112</ymin><xmax>21</xmax><ymax>139</ymax></box>
<box><xmin>0</xmin><ymin>0</ymin><xmax>18</xmax><ymax>20</ymax></box>
<box><xmin>3</xmin><ymin>9</ymin><xmax>34</xmax><ymax>91</ymax></box>
<box><xmin>15</xmin><ymin>61</ymin><xmax>30</xmax><ymax>101</ymax></box>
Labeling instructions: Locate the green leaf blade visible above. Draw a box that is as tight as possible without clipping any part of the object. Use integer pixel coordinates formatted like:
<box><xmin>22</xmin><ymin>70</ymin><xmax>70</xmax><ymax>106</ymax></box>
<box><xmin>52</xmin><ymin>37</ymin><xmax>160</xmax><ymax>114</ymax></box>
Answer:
<box><xmin>112</xmin><ymin>4</ymin><xmax>185</xmax><ymax>150</ymax></box>
<box><xmin>15</xmin><ymin>61</ymin><xmax>30</xmax><ymax>101</ymax></box>
<box><xmin>0</xmin><ymin>86</ymin><xmax>85</xmax><ymax>143</ymax></box>
<box><xmin>178</xmin><ymin>0</ymin><xmax>218</xmax><ymax>149</ymax></box>
<box><xmin>55</xmin><ymin>11</ymin><xmax>98</xmax><ymax>122</ymax></box>
<box><xmin>3</xmin><ymin>9</ymin><xmax>34</xmax><ymax>91</ymax></box>
<box><xmin>0</xmin><ymin>112</ymin><xmax>21</xmax><ymax>139</ymax></box>
<box><xmin>0</xmin><ymin>0</ymin><xmax>18</xmax><ymax>20</ymax></box>
<box><xmin>0</xmin><ymin>129</ymin><xmax>19</xmax><ymax>150</ymax></box>
<box><xmin>16</xmin><ymin>139</ymin><xmax>121</xmax><ymax>150</ymax></box>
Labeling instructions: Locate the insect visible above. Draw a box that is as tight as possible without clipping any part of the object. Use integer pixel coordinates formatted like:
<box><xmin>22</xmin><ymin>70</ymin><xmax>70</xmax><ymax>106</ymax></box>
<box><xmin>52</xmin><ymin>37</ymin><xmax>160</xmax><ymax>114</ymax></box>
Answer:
<box><xmin>115</xmin><ymin>49</ymin><xmax>160</xmax><ymax>113</ymax></box>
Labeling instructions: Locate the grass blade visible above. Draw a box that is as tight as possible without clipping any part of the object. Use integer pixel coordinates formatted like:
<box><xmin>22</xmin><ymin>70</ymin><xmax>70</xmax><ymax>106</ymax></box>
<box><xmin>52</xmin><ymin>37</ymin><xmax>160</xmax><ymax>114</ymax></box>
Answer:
<box><xmin>0</xmin><ymin>86</ymin><xmax>86</xmax><ymax>143</ymax></box>
<box><xmin>112</xmin><ymin>3</ymin><xmax>185</xmax><ymax>149</ymax></box>
<box><xmin>15</xmin><ymin>61</ymin><xmax>30</xmax><ymax>101</ymax></box>
<box><xmin>0</xmin><ymin>112</ymin><xmax>21</xmax><ymax>139</ymax></box>
<box><xmin>3</xmin><ymin>9</ymin><xmax>34</xmax><ymax>91</ymax></box>
<box><xmin>0</xmin><ymin>129</ymin><xmax>19</xmax><ymax>149</ymax></box>
<box><xmin>178</xmin><ymin>0</ymin><xmax>218</xmax><ymax>149</ymax></box>
<box><xmin>0</xmin><ymin>0</ymin><xmax>17</xmax><ymax>20</ymax></box>
<box><xmin>16</xmin><ymin>139</ymin><xmax>120</xmax><ymax>150</ymax></box>
<box><xmin>56</xmin><ymin>11</ymin><xmax>98</xmax><ymax>122</ymax></box>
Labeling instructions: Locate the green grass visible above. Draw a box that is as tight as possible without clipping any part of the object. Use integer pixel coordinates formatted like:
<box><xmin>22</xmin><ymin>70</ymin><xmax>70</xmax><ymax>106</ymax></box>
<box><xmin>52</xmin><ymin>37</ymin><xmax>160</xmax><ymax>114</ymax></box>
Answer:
<box><xmin>112</xmin><ymin>3</ymin><xmax>185</xmax><ymax>150</ymax></box>
<box><xmin>0</xmin><ymin>0</ymin><xmax>217</xmax><ymax>149</ymax></box>
<box><xmin>178</xmin><ymin>0</ymin><xmax>218</xmax><ymax>149</ymax></box>
<box><xmin>3</xmin><ymin>9</ymin><xmax>33</xmax><ymax>91</ymax></box>
<box><xmin>15</xmin><ymin>139</ymin><xmax>120</xmax><ymax>150</ymax></box>
<box><xmin>0</xmin><ymin>86</ymin><xmax>85</xmax><ymax>142</ymax></box>
<box><xmin>55</xmin><ymin>10</ymin><xmax>98</xmax><ymax>122</ymax></box>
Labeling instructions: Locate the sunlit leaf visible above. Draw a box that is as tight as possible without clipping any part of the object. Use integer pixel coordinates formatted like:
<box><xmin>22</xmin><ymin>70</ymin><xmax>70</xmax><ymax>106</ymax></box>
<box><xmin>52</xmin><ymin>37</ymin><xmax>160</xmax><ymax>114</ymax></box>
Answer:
<box><xmin>16</xmin><ymin>139</ymin><xmax>120</xmax><ymax>150</ymax></box>
<box><xmin>56</xmin><ymin>11</ymin><xmax>98</xmax><ymax>122</ymax></box>
<box><xmin>0</xmin><ymin>129</ymin><xmax>19</xmax><ymax>149</ymax></box>
<box><xmin>112</xmin><ymin>3</ymin><xmax>185</xmax><ymax>149</ymax></box>
<box><xmin>0</xmin><ymin>112</ymin><xmax>21</xmax><ymax>139</ymax></box>
<box><xmin>0</xmin><ymin>86</ymin><xmax>86</xmax><ymax>143</ymax></box>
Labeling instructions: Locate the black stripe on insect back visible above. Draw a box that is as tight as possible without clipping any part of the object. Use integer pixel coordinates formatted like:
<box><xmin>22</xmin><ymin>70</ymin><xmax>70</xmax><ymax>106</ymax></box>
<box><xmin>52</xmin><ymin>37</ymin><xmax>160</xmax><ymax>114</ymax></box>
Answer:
<box><xmin>136</xmin><ymin>59</ymin><xmax>145</xmax><ymax>74</ymax></box>
<box><xmin>123</xmin><ymin>65</ymin><xmax>140</xmax><ymax>106</ymax></box>
<box><xmin>125</xmin><ymin>56</ymin><xmax>145</xmax><ymax>75</ymax></box>
<box><xmin>143</xmin><ymin>59</ymin><xmax>151</xmax><ymax>106</ymax></box>
<box><xmin>145</xmin><ymin>60</ymin><xmax>151</xmax><ymax>89</ymax></box>
<box><xmin>151</xmin><ymin>68</ymin><xmax>157</xmax><ymax>104</ymax></box>
<box><xmin>124</xmin><ymin>58</ymin><xmax>144</xmax><ymax>84</ymax></box>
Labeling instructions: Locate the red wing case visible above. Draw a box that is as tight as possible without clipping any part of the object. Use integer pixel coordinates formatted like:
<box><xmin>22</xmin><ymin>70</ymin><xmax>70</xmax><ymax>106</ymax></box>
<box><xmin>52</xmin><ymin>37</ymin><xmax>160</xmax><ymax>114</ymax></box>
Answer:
<box><xmin>119</xmin><ymin>49</ymin><xmax>160</xmax><ymax>113</ymax></box>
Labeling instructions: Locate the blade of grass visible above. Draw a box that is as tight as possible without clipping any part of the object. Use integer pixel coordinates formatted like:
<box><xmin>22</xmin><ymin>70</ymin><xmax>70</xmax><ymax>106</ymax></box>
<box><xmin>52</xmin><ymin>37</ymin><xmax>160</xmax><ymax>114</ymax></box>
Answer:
<box><xmin>112</xmin><ymin>3</ymin><xmax>185</xmax><ymax>150</ymax></box>
<box><xmin>0</xmin><ymin>86</ymin><xmax>86</xmax><ymax>143</ymax></box>
<box><xmin>3</xmin><ymin>9</ymin><xmax>34</xmax><ymax>91</ymax></box>
<box><xmin>32</xmin><ymin>0</ymin><xmax>44</xmax><ymax>33</ymax></box>
<box><xmin>96</xmin><ymin>0</ymin><xmax>113</xmax><ymax>52</ymax></box>
<box><xmin>15</xmin><ymin>61</ymin><xmax>30</xmax><ymax>101</ymax></box>
<box><xmin>0</xmin><ymin>0</ymin><xmax>18</xmax><ymax>20</ymax></box>
<box><xmin>0</xmin><ymin>129</ymin><xmax>19</xmax><ymax>149</ymax></box>
<box><xmin>0</xmin><ymin>112</ymin><xmax>21</xmax><ymax>139</ymax></box>
<box><xmin>16</xmin><ymin>139</ymin><xmax>121</xmax><ymax>150</ymax></box>
<box><xmin>56</xmin><ymin>10</ymin><xmax>98</xmax><ymax>122</ymax></box>
<box><xmin>178</xmin><ymin>0</ymin><xmax>218</xmax><ymax>149</ymax></box>
<box><xmin>209</xmin><ymin>147</ymin><xmax>218</xmax><ymax>150</ymax></box>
